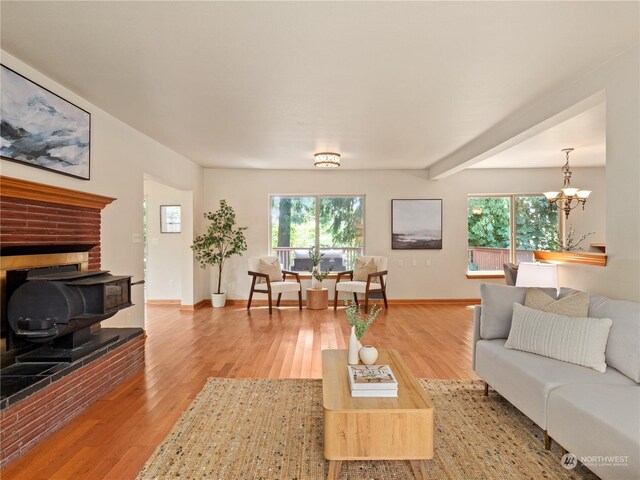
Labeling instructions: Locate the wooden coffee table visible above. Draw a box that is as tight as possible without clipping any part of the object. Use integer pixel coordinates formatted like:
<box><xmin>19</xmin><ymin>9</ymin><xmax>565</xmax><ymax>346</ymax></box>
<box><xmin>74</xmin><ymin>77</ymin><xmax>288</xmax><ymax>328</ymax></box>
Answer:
<box><xmin>321</xmin><ymin>349</ymin><xmax>434</xmax><ymax>479</ymax></box>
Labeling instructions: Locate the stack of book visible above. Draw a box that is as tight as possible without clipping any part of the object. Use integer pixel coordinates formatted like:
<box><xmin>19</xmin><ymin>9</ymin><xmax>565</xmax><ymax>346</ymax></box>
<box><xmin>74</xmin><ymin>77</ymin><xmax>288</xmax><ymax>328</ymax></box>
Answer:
<box><xmin>347</xmin><ymin>364</ymin><xmax>398</xmax><ymax>397</ymax></box>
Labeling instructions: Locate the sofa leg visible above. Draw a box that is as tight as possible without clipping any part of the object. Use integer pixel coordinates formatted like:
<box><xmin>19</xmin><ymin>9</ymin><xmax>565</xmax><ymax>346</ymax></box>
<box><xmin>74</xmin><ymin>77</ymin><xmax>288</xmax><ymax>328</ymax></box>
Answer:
<box><xmin>561</xmin><ymin>447</ymin><xmax>568</xmax><ymax>456</ymax></box>
<box><xmin>544</xmin><ymin>431</ymin><xmax>551</xmax><ymax>450</ymax></box>
<box><xmin>483</xmin><ymin>382</ymin><xmax>489</xmax><ymax>396</ymax></box>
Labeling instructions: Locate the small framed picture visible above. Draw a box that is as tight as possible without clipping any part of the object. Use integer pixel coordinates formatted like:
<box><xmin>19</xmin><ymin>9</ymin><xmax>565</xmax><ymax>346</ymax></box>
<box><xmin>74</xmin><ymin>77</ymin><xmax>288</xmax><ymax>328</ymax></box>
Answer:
<box><xmin>160</xmin><ymin>205</ymin><xmax>181</xmax><ymax>233</ymax></box>
<box><xmin>391</xmin><ymin>199</ymin><xmax>442</xmax><ymax>249</ymax></box>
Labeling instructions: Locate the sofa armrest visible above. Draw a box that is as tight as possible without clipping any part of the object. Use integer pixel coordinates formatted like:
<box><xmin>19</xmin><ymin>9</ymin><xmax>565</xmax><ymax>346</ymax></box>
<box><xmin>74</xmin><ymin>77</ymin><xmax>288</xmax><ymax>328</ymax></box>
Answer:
<box><xmin>472</xmin><ymin>305</ymin><xmax>482</xmax><ymax>371</ymax></box>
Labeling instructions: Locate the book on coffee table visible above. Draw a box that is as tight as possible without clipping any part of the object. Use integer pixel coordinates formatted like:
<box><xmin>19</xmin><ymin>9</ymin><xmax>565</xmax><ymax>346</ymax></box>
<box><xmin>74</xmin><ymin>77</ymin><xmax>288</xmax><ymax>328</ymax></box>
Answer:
<box><xmin>348</xmin><ymin>365</ymin><xmax>398</xmax><ymax>391</ymax></box>
<box><xmin>350</xmin><ymin>388</ymin><xmax>398</xmax><ymax>398</ymax></box>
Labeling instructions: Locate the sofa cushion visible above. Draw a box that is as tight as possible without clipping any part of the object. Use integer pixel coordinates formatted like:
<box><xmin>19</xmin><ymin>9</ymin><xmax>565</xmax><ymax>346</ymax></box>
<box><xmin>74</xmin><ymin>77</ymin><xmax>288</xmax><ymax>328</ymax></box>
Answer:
<box><xmin>479</xmin><ymin>284</ymin><xmax>556</xmax><ymax>339</ymax></box>
<box><xmin>525</xmin><ymin>288</ymin><xmax>590</xmax><ymax>317</ymax></box>
<box><xmin>475</xmin><ymin>339</ymin><xmax>635</xmax><ymax>429</ymax></box>
<box><xmin>505</xmin><ymin>304</ymin><xmax>612</xmax><ymax>373</ymax></box>
<box><xmin>547</xmin><ymin>384</ymin><xmax>640</xmax><ymax>480</ymax></box>
<box><xmin>589</xmin><ymin>295</ymin><xmax>640</xmax><ymax>383</ymax></box>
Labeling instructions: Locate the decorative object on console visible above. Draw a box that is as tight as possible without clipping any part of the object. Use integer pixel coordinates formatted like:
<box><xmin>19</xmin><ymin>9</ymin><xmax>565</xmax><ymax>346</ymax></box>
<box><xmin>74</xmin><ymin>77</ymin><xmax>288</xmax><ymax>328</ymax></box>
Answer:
<box><xmin>345</xmin><ymin>299</ymin><xmax>381</xmax><ymax>364</ymax></box>
<box><xmin>358</xmin><ymin>345</ymin><xmax>379</xmax><ymax>365</ymax></box>
<box><xmin>543</xmin><ymin>148</ymin><xmax>591</xmax><ymax>219</ymax></box>
<box><xmin>391</xmin><ymin>199</ymin><xmax>442</xmax><ymax>249</ymax></box>
<box><xmin>348</xmin><ymin>364</ymin><xmax>397</xmax><ymax>397</ymax></box>
<box><xmin>313</xmin><ymin>152</ymin><xmax>341</xmax><ymax>168</ymax></box>
<box><xmin>191</xmin><ymin>199</ymin><xmax>247</xmax><ymax>307</ymax></box>
<box><xmin>515</xmin><ymin>262</ymin><xmax>558</xmax><ymax>289</ymax></box>
<box><xmin>0</xmin><ymin>65</ymin><xmax>91</xmax><ymax>180</ymax></box>
<box><xmin>555</xmin><ymin>225</ymin><xmax>595</xmax><ymax>251</ymax></box>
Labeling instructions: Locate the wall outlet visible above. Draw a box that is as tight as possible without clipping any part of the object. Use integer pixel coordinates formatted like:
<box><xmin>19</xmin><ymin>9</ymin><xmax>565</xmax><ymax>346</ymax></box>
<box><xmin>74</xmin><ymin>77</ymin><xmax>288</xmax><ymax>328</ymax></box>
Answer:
<box><xmin>169</xmin><ymin>279</ymin><xmax>175</xmax><ymax>287</ymax></box>
<box><xmin>411</xmin><ymin>259</ymin><xmax>417</xmax><ymax>267</ymax></box>
<box><xmin>398</xmin><ymin>259</ymin><xmax>404</xmax><ymax>267</ymax></box>
<box><xmin>425</xmin><ymin>259</ymin><xmax>431</xmax><ymax>267</ymax></box>
<box><xmin>151</xmin><ymin>237</ymin><xmax>159</xmax><ymax>245</ymax></box>
<box><xmin>132</xmin><ymin>233</ymin><xmax>142</xmax><ymax>244</ymax></box>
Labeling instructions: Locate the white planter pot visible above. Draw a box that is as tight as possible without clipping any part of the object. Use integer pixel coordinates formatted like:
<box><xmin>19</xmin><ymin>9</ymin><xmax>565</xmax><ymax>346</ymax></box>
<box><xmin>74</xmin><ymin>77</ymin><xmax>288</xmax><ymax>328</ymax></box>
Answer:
<box><xmin>211</xmin><ymin>293</ymin><xmax>227</xmax><ymax>308</ymax></box>
<box><xmin>348</xmin><ymin>326</ymin><xmax>360</xmax><ymax>365</ymax></box>
<box><xmin>359</xmin><ymin>345</ymin><xmax>379</xmax><ymax>365</ymax></box>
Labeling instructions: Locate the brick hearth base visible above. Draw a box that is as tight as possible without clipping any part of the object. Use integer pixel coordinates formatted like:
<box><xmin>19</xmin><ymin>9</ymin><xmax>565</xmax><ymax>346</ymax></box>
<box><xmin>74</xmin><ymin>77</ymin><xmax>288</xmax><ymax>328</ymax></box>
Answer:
<box><xmin>0</xmin><ymin>333</ymin><xmax>145</xmax><ymax>468</ymax></box>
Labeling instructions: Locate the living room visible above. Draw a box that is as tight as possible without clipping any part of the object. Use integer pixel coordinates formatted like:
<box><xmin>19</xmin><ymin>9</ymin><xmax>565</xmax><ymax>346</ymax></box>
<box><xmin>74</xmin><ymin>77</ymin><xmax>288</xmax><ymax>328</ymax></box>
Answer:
<box><xmin>0</xmin><ymin>2</ymin><xmax>638</xmax><ymax>479</ymax></box>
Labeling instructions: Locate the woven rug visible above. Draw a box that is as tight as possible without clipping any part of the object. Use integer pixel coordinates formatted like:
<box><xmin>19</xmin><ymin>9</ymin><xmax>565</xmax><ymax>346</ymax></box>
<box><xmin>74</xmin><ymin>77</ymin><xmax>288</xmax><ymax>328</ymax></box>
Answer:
<box><xmin>137</xmin><ymin>378</ymin><xmax>597</xmax><ymax>479</ymax></box>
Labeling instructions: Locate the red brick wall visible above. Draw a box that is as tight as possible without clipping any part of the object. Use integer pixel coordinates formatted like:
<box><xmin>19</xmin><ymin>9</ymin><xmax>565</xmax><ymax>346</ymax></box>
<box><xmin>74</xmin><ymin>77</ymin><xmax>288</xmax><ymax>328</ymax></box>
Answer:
<box><xmin>0</xmin><ymin>335</ymin><xmax>145</xmax><ymax>469</ymax></box>
<box><xmin>0</xmin><ymin>196</ymin><xmax>101</xmax><ymax>269</ymax></box>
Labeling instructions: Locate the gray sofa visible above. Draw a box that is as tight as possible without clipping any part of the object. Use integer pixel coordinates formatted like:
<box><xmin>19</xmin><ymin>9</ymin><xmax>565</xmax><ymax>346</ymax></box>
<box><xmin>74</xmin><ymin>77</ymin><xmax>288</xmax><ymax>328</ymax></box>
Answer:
<box><xmin>473</xmin><ymin>284</ymin><xmax>640</xmax><ymax>480</ymax></box>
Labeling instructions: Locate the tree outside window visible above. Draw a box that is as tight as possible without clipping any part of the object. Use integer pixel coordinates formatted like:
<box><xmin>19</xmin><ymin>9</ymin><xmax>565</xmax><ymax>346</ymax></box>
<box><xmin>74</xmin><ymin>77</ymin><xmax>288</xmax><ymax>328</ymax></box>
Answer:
<box><xmin>271</xmin><ymin>195</ymin><xmax>364</xmax><ymax>272</ymax></box>
<box><xmin>467</xmin><ymin>195</ymin><xmax>557</xmax><ymax>272</ymax></box>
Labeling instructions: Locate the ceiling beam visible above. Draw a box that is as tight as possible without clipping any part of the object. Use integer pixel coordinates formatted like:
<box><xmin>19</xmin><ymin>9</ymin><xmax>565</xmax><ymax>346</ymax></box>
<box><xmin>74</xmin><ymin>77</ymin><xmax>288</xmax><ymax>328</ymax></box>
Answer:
<box><xmin>427</xmin><ymin>64</ymin><xmax>611</xmax><ymax>180</ymax></box>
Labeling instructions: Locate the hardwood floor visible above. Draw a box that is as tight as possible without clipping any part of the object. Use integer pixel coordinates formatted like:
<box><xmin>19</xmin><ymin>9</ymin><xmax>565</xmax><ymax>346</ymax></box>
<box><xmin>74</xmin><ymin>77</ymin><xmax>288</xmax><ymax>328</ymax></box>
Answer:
<box><xmin>1</xmin><ymin>302</ymin><xmax>477</xmax><ymax>479</ymax></box>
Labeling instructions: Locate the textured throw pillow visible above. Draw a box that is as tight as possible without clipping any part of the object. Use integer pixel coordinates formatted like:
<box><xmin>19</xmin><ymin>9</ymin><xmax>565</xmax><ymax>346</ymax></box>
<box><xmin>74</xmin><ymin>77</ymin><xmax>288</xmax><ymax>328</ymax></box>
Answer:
<box><xmin>525</xmin><ymin>288</ymin><xmax>590</xmax><ymax>317</ymax></box>
<box><xmin>353</xmin><ymin>258</ymin><xmax>377</xmax><ymax>282</ymax></box>
<box><xmin>479</xmin><ymin>284</ymin><xmax>557</xmax><ymax>340</ymax></box>
<box><xmin>258</xmin><ymin>258</ymin><xmax>283</xmax><ymax>282</ymax></box>
<box><xmin>505</xmin><ymin>303</ymin><xmax>613</xmax><ymax>373</ymax></box>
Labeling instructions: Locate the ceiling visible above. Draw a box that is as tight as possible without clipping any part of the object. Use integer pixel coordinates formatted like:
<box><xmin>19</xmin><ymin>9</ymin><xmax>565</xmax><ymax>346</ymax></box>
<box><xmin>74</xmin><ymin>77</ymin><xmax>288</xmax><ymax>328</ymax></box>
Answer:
<box><xmin>471</xmin><ymin>102</ymin><xmax>606</xmax><ymax>169</ymax></box>
<box><xmin>1</xmin><ymin>2</ymin><xmax>637</xmax><ymax>170</ymax></box>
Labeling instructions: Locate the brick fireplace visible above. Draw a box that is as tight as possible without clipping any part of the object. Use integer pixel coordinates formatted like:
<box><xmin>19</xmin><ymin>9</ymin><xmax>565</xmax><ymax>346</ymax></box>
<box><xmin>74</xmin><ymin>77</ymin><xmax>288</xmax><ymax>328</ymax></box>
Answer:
<box><xmin>0</xmin><ymin>175</ymin><xmax>145</xmax><ymax>468</ymax></box>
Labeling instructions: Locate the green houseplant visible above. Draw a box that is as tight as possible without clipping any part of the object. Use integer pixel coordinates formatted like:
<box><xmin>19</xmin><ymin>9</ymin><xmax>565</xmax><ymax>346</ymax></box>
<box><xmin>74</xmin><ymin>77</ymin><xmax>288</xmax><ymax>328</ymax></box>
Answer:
<box><xmin>191</xmin><ymin>200</ymin><xmax>247</xmax><ymax>307</ymax></box>
<box><xmin>308</xmin><ymin>246</ymin><xmax>332</xmax><ymax>289</ymax></box>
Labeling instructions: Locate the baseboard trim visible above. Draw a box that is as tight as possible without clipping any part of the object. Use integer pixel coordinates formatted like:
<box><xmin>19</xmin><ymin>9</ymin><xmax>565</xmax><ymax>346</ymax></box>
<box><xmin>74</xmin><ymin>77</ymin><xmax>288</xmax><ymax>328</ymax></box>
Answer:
<box><xmin>179</xmin><ymin>299</ymin><xmax>212</xmax><ymax>311</ymax></box>
<box><xmin>387</xmin><ymin>298</ymin><xmax>480</xmax><ymax>305</ymax></box>
<box><xmin>224</xmin><ymin>298</ymin><xmax>480</xmax><ymax>307</ymax></box>
<box><xmin>146</xmin><ymin>299</ymin><xmax>181</xmax><ymax>305</ymax></box>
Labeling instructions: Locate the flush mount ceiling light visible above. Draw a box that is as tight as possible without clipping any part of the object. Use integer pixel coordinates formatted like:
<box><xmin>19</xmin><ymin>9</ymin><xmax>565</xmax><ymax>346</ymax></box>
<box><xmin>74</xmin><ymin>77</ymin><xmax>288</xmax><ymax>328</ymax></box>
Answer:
<box><xmin>314</xmin><ymin>152</ymin><xmax>341</xmax><ymax>168</ymax></box>
<box><xmin>543</xmin><ymin>148</ymin><xmax>591</xmax><ymax>219</ymax></box>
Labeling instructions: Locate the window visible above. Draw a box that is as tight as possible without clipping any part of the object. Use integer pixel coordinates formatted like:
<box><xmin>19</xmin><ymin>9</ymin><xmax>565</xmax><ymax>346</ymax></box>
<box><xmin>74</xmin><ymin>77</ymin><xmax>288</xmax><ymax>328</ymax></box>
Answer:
<box><xmin>467</xmin><ymin>195</ymin><xmax>558</xmax><ymax>273</ymax></box>
<box><xmin>270</xmin><ymin>195</ymin><xmax>365</xmax><ymax>272</ymax></box>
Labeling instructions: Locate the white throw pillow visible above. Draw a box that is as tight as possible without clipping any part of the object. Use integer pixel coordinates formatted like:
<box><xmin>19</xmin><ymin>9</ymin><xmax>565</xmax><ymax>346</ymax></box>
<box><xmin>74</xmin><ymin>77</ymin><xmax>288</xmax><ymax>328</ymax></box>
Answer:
<box><xmin>505</xmin><ymin>303</ymin><xmax>613</xmax><ymax>373</ymax></box>
<box><xmin>258</xmin><ymin>258</ymin><xmax>283</xmax><ymax>282</ymax></box>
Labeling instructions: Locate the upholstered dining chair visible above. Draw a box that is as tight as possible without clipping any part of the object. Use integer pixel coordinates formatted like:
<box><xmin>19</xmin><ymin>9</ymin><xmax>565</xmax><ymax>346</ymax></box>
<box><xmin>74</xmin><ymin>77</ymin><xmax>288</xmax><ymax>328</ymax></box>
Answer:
<box><xmin>334</xmin><ymin>255</ymin><xmax>388</xmax><ymax>313</ymax></box>
<box><xmin>247</xmin><ymin>256</ymin><xmax>302</xmax><ymax>314</ymax></box>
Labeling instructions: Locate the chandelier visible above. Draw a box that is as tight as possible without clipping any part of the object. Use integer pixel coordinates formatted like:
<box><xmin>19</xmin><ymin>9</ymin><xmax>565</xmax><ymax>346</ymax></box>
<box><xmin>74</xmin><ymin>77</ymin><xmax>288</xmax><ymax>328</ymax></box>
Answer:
<box><xmin>314</xmin><ymin>152</ymin><xmax>340</xmax><ymax>168</ymax></box>
<box><xmin>543</xmin><ymin>148</ymin><xmax>591</xmax><ymax>219</ymax></box>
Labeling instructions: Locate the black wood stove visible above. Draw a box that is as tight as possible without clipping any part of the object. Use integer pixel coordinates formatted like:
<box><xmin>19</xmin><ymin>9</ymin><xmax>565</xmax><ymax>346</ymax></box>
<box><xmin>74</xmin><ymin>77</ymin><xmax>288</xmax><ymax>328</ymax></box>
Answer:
<box><xmin>7</xmin><ymin>269</ymin><xmax>135</xmax><ymax>362</ymax></box>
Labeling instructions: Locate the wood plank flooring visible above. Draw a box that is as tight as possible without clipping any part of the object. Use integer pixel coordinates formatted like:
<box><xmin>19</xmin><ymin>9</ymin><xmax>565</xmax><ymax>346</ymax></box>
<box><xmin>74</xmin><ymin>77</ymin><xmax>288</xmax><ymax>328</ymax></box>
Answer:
<box><xmin>1</xmin><ymin>302</ymin><xmax>477</xmax><ymax>479</ymax></box>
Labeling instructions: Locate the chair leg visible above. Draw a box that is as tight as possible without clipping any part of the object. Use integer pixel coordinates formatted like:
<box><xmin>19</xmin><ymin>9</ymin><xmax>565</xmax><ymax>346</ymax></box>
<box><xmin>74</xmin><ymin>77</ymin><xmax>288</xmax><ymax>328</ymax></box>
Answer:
<box><xmin>247</xmin><ymin>277</ymin><xmax>256</xmax><ymax>310</ymax></box>
<box><xmin>544</xmin><ymin>431</ymin><xmax>551</xmax><ymax>450</ymax></box>
<box><xmin>484</xmin><ymin>382</ymin><xmax>489</xmax><ymax>396</ymax></box>
<box><xmin>364</xmin><ymin>294</ymin><xmax>369</xmax><ymax>314</ymax></box>
<box><xmin>276</xmin><ymin>293</ymin><xmax>282</xmax><ymax>306</ymax></box>
<box><xmin>353</xmin><ymin>293</ymin><xmax>358</xmax><ymax>305</ymax></box>
<box><xmin>334</xmin><ymin>290</ymin><xmax>338</xmax><ymax>310</ymax></box>
<box><xmin>267</xmin><ymin>290</ymin><xmax>273</xmax><ymax>315</ymax></box>
<box><xmin>381</xmin><ymin>288</ymin><xmax>388</xmax><ymax>309</ymax></box>
<box><xmin>298</xmin><ymin>289</ymin><xmax>302</xmax><ymax>310</ymax></box>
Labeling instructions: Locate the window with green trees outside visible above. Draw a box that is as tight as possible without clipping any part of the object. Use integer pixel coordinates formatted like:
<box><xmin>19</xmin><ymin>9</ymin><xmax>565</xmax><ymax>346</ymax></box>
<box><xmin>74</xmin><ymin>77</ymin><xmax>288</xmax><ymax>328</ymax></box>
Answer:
<box><xmin>467</xmin><ymin>195</ymin><xmax>558</xmax><ymax>272</ymax></box>
<box><xmin>270</xmin><ymin>195</ymin><xmax>365</xmax><ymax>272</ymax></box>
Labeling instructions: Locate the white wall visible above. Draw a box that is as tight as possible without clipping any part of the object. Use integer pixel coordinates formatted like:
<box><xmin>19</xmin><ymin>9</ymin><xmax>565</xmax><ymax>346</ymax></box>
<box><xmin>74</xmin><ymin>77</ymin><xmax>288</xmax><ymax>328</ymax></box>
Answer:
<box><xmin>203</xmin><ymin>167</ymin><xmax>605</xmax><ymax>300</ymax></box>
<box><xmin>144</xmin><ymin>179</ymin><xmax>185</xmax><ymax>301</ymax></box>
<box><xmin>1</xmin><ymin>51</ymin><xmax>206</xmax><ymax>327</ymax></box>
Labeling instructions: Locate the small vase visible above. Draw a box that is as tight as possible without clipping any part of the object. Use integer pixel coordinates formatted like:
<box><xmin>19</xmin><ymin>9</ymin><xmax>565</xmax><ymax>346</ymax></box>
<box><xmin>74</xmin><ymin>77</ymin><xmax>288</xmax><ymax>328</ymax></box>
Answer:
<box><xmin>359</xmin><ymin>345</ymin><xmax>378</xmax><ymax>365</ymax></box>
<box><xmin>348</xmin><ymin>326</ymin><xmax>360</xmax><ymax>365</ymax></box>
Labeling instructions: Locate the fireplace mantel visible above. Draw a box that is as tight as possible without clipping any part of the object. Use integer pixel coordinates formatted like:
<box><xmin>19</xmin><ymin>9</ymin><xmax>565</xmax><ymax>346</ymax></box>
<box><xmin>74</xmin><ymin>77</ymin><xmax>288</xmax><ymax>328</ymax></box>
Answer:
<box><xmin>0</xmin><ymin>175</ymin><xmax>116</xmax><ymax>210</ymax></box>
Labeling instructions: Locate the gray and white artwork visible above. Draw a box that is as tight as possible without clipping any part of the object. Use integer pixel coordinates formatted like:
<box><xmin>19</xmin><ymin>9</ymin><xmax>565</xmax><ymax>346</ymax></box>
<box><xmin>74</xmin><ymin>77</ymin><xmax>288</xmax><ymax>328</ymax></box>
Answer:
<box><xmin>1</xmin><ymin>65</ymin><xmax>90</xmax><ymax>179</ymax></box>
<box><xmin>392</xmin><ymin>199</ymin><xmax>443</xmax><ymax>249</ymax></box>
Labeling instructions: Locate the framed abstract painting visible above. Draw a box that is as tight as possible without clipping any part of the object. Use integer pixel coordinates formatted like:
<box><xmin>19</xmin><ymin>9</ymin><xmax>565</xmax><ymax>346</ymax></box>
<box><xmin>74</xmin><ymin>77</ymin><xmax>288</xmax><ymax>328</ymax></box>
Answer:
<box><xmin>391</xmin><ymin>199</ymin><xmax>443</xmax><ymax>249</ymax></box>
<box><xmin>0</xmin><ymin>65</ymin><xmax>91</xmax><ymax>180</ymax></box>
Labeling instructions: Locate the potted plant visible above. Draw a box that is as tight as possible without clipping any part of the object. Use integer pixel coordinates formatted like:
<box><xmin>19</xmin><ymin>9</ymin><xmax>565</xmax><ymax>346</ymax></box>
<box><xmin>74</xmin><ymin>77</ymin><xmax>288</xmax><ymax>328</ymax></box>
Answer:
<box><xmin>345</xmin><ymin>299</ymin><xmax>381</xmax><ymax>365</ymax></box>
<box><xmin>308</xmin><ymin>246</ymin><xmax>332</xmax><ymax>289</ymax></box>
<box><xmin>191</xmin><ymin>200</ymin><xmax>247</xmax><ymax>307</ymax></box>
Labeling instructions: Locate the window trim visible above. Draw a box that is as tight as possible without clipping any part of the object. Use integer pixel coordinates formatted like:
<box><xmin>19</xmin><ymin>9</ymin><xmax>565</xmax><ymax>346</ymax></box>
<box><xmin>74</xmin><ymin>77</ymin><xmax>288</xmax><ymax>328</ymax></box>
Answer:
<box><xmin>467</xmin><ymin>193</ymin><xmax>560</xmax><ymax>273</ymax></box>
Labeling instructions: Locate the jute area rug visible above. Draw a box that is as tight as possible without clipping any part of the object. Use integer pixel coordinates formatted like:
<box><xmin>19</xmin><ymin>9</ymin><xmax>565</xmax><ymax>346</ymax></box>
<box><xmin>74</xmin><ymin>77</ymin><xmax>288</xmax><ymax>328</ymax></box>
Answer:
<box><xmin>137</xmin><ymin>378</ymin><xmax>597</xmax><ymax>479</ymax></box>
